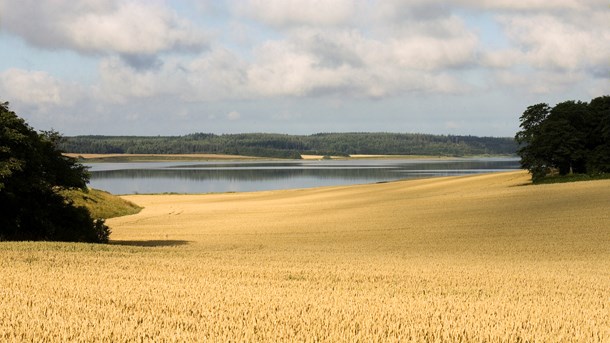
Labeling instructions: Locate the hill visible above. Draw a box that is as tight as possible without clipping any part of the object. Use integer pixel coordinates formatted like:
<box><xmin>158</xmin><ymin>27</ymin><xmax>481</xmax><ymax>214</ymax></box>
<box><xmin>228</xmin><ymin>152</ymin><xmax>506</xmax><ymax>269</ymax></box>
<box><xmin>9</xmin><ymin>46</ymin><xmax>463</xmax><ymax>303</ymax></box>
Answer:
<box><xmin>60</xmin><ymin>188</ymin><xmax>142</xmax><ymax>219</ymax></box>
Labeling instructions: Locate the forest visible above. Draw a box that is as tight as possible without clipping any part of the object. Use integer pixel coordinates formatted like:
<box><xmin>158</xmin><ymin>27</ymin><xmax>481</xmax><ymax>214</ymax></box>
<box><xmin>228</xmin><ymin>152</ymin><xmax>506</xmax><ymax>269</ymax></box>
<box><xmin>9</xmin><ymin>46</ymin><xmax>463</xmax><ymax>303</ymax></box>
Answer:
<box><xmin>61</xmin><ymin>132</ymin><xmax>517</xmax><ymax>159</ymax></box>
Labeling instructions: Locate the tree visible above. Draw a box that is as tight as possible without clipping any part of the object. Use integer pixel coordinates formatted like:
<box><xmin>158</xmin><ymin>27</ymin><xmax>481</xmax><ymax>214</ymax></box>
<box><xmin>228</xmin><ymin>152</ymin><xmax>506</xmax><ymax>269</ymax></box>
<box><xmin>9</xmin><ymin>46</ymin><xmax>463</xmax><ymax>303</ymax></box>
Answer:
<box><xmin>586</xmin><ymin>96</ymin><xmax>610</xmax><ymax>173</ymax></box>
<box><xmin>534</xmin><ymin>101</ymin><xmax>588</xmax><ymax>175</ymax></box>
<box><xmin>0</xmin><ymin>102</ymin><xmax>109</xmax><ymax>243</ymax></box>
<box><xmin>515</xmin><ymin>103</ymin><xmax>551</xmax><ymax>181</ymax></box>
<box><xmin>516</xmin><ymin>96</ymin><xmax>610</xmax><ymax>182</ymax></box>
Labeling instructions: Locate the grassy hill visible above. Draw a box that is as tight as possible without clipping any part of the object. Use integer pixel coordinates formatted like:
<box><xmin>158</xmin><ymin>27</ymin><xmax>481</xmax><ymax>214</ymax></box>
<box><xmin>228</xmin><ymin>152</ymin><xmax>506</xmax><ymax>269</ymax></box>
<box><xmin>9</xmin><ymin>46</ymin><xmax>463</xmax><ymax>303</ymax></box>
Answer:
<box><xmin>60</xmin><ymin>188</ymin><xmax>141</xmax><ymax>219</ymax></box>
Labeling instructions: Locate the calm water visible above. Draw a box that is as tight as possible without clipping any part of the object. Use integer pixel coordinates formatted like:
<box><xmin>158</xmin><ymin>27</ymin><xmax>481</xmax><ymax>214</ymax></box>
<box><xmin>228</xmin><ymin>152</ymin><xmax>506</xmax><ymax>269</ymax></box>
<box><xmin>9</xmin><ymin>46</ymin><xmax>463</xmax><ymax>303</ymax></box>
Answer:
<box><xmin>87</xmin><ymin>157</ymin><xmax>520</xmax><ymax>194</ymax></box>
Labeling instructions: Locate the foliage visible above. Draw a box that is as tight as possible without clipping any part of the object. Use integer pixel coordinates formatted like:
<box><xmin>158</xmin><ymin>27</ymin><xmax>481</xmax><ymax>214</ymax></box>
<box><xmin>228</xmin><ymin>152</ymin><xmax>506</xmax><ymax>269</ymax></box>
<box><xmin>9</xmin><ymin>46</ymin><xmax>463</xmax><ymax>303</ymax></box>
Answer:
<box><xmin>60</xmin><ymin>132</ymin><xmax>517</xmax><ymax>158</ymax></box>
<box><xmin>532</xmin><ymin>173</ymin><xmax>610</xmax><ymax>185</ymax></box>
<box><xmin>515</xmin><ymin>95</ymin><xmax>610</xmax><ymax>182</ymax></box>
<box><xmin>0</xmin><ymin>102</ymin><xmax>109</xmax><ymax>243</ymax></box>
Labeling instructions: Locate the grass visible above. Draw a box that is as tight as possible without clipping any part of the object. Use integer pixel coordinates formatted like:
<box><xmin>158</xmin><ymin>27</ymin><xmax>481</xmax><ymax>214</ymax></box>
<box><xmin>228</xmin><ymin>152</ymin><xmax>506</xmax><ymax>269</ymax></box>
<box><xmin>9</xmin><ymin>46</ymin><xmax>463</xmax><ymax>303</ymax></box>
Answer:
<box><xmin>2</xmin><ymin>170</ymin><xmax>609</xmax><ymax>341</ymax></box>
<box><xmin>535</xmin><ymin>172</ymin><xmax>610</xmax><ymax>184</ymax></box>
<box><xmin>60</xmin><ymin>188</ymin><xmax>142</xmax><ymax>219</ymax></box>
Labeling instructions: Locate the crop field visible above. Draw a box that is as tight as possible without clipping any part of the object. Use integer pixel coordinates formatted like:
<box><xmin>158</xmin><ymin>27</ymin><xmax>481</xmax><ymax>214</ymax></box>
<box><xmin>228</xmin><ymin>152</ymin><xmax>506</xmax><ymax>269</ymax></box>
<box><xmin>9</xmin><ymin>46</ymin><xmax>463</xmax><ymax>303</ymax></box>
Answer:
<box><xmin>1</xmin><ymin>171</ymin><xmax>609</xmax><ymax>341</ymax></box>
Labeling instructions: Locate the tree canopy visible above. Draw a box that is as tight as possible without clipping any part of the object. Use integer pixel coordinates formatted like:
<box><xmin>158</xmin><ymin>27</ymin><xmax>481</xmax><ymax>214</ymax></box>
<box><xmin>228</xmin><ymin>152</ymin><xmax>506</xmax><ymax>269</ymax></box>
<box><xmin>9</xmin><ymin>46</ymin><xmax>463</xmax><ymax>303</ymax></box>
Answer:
<box><xmin>515</xmin><ymin>95</ymin><xmax>610</xmax><ymax>182</ymax></box>
<box><xmin>0</xmin><ymin>102</ymin><xmax>109</xmax><ymax>242</ymax></box>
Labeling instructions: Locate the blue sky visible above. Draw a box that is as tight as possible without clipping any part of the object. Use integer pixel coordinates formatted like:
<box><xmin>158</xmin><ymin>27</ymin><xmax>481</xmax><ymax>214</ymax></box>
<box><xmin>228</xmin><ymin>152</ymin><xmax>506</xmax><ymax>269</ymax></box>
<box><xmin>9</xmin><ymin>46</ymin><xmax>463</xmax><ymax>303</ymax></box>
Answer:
<box><xmin>0</xmin><ymin>0</ymin><xmax>607</xmax><ymax>137</ymax></box>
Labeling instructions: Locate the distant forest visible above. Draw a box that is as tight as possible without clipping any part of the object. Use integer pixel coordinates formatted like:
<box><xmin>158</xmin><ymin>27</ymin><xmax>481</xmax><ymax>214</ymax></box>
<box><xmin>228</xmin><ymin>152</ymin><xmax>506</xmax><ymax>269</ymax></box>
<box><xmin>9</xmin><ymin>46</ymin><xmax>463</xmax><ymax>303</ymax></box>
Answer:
<box><xmin>61</xmin><ymin>132</ymin><xmax>517</xmax><ymax>159</ymax></box>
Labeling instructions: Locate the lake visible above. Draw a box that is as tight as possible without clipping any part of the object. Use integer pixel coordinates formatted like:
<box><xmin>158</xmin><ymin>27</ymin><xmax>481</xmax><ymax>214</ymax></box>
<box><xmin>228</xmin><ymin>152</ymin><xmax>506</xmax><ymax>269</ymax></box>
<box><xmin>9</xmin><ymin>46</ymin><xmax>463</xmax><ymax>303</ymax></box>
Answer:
<box><xmin>86</xmin><ymin>157</ymin><xmax>520</xmax><ymax>195</ymax></box>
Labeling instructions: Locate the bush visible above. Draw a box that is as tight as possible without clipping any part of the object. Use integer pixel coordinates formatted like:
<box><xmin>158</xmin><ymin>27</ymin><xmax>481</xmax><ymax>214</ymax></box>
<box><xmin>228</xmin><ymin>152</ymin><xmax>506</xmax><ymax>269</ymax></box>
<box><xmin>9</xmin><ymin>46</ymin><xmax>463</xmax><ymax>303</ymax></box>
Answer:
<box><xmin>93</xmin><ymin>219</ymin><xmax>111</xmax><ymax>244</ymax></box>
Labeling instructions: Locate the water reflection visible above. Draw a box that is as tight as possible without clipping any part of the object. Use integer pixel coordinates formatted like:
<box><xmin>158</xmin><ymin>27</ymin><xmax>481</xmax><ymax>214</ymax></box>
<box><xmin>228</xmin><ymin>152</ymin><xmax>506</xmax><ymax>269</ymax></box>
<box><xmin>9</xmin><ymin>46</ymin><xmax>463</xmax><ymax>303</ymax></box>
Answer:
<box><xmin>87</xmin><ymin>158</ymin><xmax>520</xmax><ymax>194</ymax></box>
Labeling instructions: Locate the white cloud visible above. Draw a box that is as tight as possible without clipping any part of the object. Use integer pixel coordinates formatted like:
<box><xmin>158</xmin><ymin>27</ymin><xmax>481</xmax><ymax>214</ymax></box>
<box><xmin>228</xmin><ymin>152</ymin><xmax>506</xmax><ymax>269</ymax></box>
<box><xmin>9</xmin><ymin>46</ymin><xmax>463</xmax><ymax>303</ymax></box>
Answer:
<box><xmin>389</xmin><ymin>34</ymin><xmax>478</xmax><ymax>71</ymax></box>
<box><xmin>96</xmin><ymin>57</ymin><xmax>162</xmax><ymax>102</ymax></box>
<box><xmin>95</xmin><ymin>55</ymin><xmax>199</xmax><ymax>104</ymax></box>
<box><xmin>186</xmin><ymin>48</ymin><xmax>249</xmax><ymax>101</ymax></box>
<box><xmin>246</xmin><ymin>39</ymin><xmax>353</xmax><ymax>97</ymax></box>
<box><xmin>496</xmin><ymin>12</ymin><xmax>610</xmax><ymax>72</ymax></box>
<box><xmin>235</xmin><ymin>0</ymin><xmax>356</xmax><ymax>27</ymax></box>
<box><xmin>244</xmin><ymin>23</ymin><xmax>478</xmax><ymax>98</ymax></box>
<box><xmin>481</xmin><ymin>50</ymin><xmax>523</xmax><ymax>69</ymax></box>
<box><xmin>1</xmin><ymin>0</ymin><xmax>208</xmax><ymax>56</ymax></box>
<box><xmin>1</xmin><ymin>0</ymin><xmax>606</xmax><ymax>137</ymax></box>
<box><xmin>0</xmin><ymin>68</ymin><xmax>79</xmax><ymax>107</ymax></box>
<box><xmin>67</xmin><ymin>2</ymin><xmax>206</xmax><ymax>55</ymax></box>
<box><xmin>379</xmin><ymin>0</ymin><xmax>604</xmax><ymax>13</ymax></box>
<box><xmin>226</xmin><ymin>111</ymin><xmax>241</xmax><ymax>121</ymax></box>
<box><xmin>466</xmin><ymin>0</ymin><xmax>604</xmax><ymax>11</ymax></box>
<box><xmin>89</xmin><ymin>20</ymin><xmax>479</xmax><ymax>102</ymax></box>
<box><xmin>494</xmin><ymin>69</ymin><xmax>583</xmax><ymax>95</ymax></box>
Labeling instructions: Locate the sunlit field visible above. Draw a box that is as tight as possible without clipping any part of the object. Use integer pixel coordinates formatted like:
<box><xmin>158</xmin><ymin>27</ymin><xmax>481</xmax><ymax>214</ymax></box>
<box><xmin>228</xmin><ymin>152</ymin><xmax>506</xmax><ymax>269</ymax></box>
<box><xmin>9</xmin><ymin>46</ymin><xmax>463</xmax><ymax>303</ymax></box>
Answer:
<box><xmin>1</xmin><ymin>171</ymin><xmax>609</xmax><ymax>341</ymax></box>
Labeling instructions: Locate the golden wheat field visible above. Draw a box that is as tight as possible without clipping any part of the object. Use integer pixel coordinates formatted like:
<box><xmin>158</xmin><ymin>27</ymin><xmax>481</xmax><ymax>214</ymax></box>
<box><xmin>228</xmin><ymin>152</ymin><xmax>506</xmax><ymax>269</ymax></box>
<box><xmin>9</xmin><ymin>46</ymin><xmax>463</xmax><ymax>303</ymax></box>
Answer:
<box><xmin>1</xmin><ymin>170</ymin><xmax>609</xmax><ymax>342</ymax></box>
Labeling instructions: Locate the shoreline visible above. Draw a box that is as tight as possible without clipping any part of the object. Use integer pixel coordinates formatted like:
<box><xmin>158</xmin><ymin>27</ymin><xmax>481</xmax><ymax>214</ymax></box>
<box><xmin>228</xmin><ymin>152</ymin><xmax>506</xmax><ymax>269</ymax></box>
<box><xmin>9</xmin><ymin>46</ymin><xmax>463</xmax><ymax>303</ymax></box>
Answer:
<box><xmin>63</xmin><ymin>153</ymin><xmax>267</xmax><ymax>162</ymax></box>
<box><xmin>67</xmin><ymin>152</ymin><xmax>516</xmax><ymax>163</ymax></box>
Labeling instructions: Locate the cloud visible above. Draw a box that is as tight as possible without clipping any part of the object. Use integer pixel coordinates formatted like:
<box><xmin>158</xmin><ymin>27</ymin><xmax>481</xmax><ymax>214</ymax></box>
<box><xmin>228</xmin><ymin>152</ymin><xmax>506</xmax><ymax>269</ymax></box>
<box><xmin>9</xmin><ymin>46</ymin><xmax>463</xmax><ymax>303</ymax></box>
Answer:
<box><xmin>226</xmin><ymin>111</ymin><xmax>241</xmax><ymax>121</ymax></box>
<box><xmin>479</xmin><ymin>6</ymin><xmax>610</xmax><ymax>96</ymax></box>
<box><xmin>229</xmin><ymin>1</ymin><xmax>481</xmax><ymax>98</ymax></box>
<box><xmin>91</xmin><ymin>20</ymin><xmax>479</xmax><ymax>103</ymax></box>
<box><xmin>496</xmin><ymin>12</ymin><xmax>610</xmax><ymax>72</ymax></box>
<box><xmin>186</xmin><ymin>48</ymin><xmax>249</xmax><ymax>101</ymax></box>
<box><xmin>493</xmin><ymin>69</ymin><xmax>583</xmax><ymax>95</ymax></box>
<box><xmin>465</xmin><ymin>0</ymin><xmax>604</xmax><ymax>11</ymax></box>
<box><xmin>120</xmin><ymin>54</ymin><xmax>163</xmax><ymax>71</ymax></box>
<box><xmin>0</xmin><ymin>68</ymin><xmax>80</xmax><ymax>107</ymax></box>
<box><xmin>1</xmin><ymin>0</ymin><xmax>209</xmax><ymax>57</ymax></box>
<box><xmin>246</xmin><ymin>39</ymin><xmax>350</xmax><ymax>97</ymax></box>
<box><xmin>95</xmin><ymin>56</ymin><xmax>193</xmax><ymax>103</ymax></box>
<box><xmin>235</xmin><ymin>0</ymin><xmax>356</xmax><ymax>27</ymax></box>
<box><xmin>244</xmin><ymin>23</ymin><xmax>478</xmax><ymax>98</ymax></box>
<box><xmin>2</xmin><ymin>0</ymin><xmax>606</xmax><ymax>138</ymax></box>
<box><xmin>94</xmin><ymin>49</ymin><xmax>248</xmax><ymax>104</ymax></box>
<box><xmin>373</xmin><ymin>1</ymin><xmax>454</xmax><ymax>23</ymax></box>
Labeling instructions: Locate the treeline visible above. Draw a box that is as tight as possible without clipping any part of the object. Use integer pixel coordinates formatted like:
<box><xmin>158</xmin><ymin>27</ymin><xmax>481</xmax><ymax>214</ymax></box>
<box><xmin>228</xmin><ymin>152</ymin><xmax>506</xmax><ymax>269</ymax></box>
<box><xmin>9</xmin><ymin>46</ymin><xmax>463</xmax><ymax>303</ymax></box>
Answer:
<box><xmin>516</xmin><ymin>95</ymin><xmax>610</xmax><ymax>181</ymax></box>
<box><xmin>61</xmin><ymin>132</ymin><xmax>517</xmax><ymax>159</ymax></box>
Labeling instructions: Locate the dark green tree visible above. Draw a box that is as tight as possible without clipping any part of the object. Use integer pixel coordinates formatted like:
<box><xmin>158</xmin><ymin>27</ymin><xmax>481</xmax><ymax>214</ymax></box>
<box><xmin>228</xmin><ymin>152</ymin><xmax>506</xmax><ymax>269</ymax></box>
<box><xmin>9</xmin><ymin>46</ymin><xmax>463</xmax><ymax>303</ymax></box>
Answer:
<box><xmin>542</xmin><ymin>101</ymin><xmax>589</xmax><ymax>175</ymax></box>
<box><xmin>516</xmin><ymin>96</ymin><xmax>610</xmax><ymax>182</ymax></box>
<box><xmin>0</xmin><ymin>102</ymin><xmax>109</xmax><ymax>242</ymax></box>
<box><xmin>515</xmin><ymin>103</ymin><xmax>551</xmax><ymax>181</ymax></box>
<box><xmin>586</xmin><ymin>96</ymin><xmax>610</xmax><ymax>173</ymax></box>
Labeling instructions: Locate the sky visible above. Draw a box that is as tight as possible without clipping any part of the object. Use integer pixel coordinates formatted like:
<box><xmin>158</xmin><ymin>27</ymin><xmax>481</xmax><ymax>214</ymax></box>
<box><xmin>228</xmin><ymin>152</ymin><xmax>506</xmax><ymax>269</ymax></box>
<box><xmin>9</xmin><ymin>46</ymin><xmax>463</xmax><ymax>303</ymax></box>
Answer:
<box><xmin>0</xmin><ymin>0</ymin><xmax>608</xmax><ymax>137</ymax></box>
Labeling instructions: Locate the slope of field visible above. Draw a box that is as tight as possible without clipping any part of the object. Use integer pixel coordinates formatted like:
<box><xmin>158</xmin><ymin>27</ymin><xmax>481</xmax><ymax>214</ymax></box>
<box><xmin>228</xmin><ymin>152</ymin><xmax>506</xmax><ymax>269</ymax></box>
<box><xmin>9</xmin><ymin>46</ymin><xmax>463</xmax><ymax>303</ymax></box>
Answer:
<box><xmin>1</xmin><ymin>171</ymin><xmax>609</xmax><ymax>341</ymax></box>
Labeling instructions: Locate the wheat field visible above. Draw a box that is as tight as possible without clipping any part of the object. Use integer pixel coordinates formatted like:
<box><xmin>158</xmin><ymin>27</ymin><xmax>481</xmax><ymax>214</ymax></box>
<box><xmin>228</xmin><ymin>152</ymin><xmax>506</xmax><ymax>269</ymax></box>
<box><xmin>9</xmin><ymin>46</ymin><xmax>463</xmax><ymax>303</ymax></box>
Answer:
<box><xmin>1</xmin><ymin>171</ymin><xmax>609</xmax><ymax>341</ymax></box>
